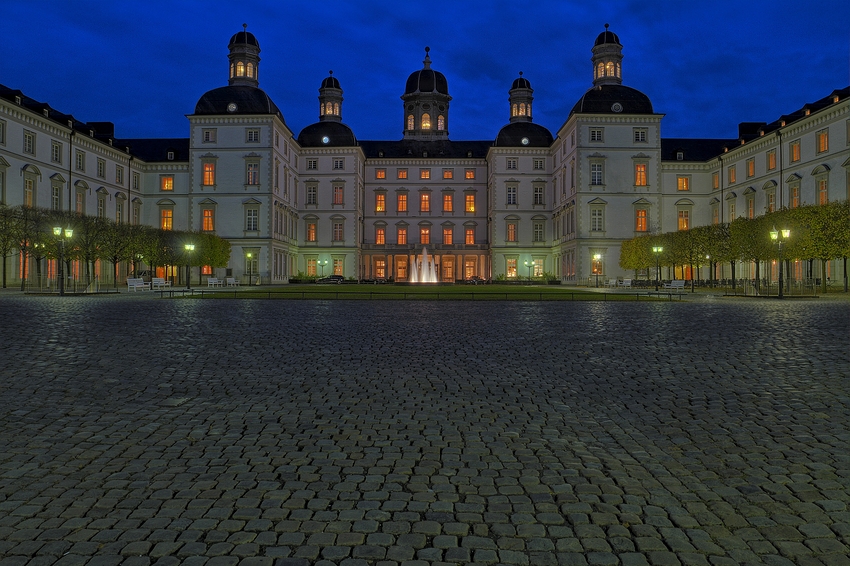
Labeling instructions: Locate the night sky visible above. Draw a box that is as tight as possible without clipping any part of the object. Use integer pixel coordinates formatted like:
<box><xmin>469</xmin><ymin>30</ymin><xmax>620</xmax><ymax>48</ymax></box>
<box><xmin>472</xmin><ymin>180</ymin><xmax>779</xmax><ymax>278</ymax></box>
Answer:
<box><xmin>4</xmin><ymin>0</ymin><xmax>849</xmax><ymax>143</ymax></box>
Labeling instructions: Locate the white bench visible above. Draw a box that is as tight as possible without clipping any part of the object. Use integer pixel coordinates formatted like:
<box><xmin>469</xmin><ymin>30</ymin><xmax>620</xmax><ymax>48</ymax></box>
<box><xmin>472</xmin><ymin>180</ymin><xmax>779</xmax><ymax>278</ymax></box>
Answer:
<box><xmin>226</xmin><ymin>277</ymin><xmax>240</xmax><ymax>287</ymax></box>
<box><xmin>662</xmin><ymin>280</ymin><xmax>686</xmax><ymax>290</ymax></box>
<box><xmin>618</xmin><ymin>278</ymin><xmax>633</xmax><ymax>288</ymax></box>
<box><xmin>606</xmin><ymin>278</ymin><xmax>619</xmax><ymax>288</ymax></box>
<box><xmin>151</xmin><ymin>277</ymin><xmax>172</xmax><ymax>289</ymax></box>
<box><xmin>126</xmin><ymin>278</ymin><xmax>151</xmax><ymax>291</ymax></box>
<box><xmin>208</xmin><ymin>277</ymin><xmax>223</xmax><ymax>287</ymax></box>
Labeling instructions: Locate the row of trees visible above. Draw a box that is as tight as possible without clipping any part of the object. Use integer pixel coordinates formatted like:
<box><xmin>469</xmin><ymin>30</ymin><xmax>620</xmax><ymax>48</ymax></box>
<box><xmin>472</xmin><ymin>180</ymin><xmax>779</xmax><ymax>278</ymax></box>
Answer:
<box><xmin>619</xmin><ymin>201</ymin><xmax>850</xmax><ymax>293</ymax></box>
<box><xmin>0</xmin><ymin>204</ymin><xmax>232</xmax><ymax>290</ymax></box>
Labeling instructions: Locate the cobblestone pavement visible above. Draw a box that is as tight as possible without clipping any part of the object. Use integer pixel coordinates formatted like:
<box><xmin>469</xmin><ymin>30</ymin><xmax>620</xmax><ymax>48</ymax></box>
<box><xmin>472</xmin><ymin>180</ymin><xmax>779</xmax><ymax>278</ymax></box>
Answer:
<box><xmin>0</xmin><ymin>296</ymin><xmax>848</xmax><ymax>566</ymax></box>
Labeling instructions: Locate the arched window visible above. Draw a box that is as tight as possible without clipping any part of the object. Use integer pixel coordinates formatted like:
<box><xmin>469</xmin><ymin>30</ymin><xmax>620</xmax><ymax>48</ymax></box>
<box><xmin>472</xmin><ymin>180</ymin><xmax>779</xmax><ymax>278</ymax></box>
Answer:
<box><xmin>333</xmin><ymin>102</ymin><xmax>339</xmax><ymax>116</ymax></box>
<box><xmin>326</xmin><ymin>102</ymin><xmax>333</xmax><ymax>115</ymax></box>
<box><xmin>596</xmin><ymin>62</ymin><xmax>604</xmax><ymax>79</ymax></box>
<box><xmin>421</xmin><ymin>113</ymin><xmax>431</xmax><ymax>129</ymax></box>
<box><xmin>605</xmin><ymin>62</ymin><xmax>615</xmax><ymax>77</ymax></box>
<box><xmin>247</xmin><ymin>63</ymin><xmax>254</xmax><ymax>78</ymax></box>
<box><xmin>527</xmin><ymin>102</ymin><xmax>532</xmax><ymax>117</ymax></box>
<box><xmin>437</xmin><ymin>115</ymin><xmax>445</xmax><ymax>131</ymax></box>
<box><xmin>407</xmin><ymin>115</ymin><xmax>414</xmax><ymax>130</ymax></box>
<box><xmin>230</xmin><ymin>63</ymin><xmax>235</xmax><ymax>78</ymax></box>
<box><xmin>616</xmin><ymin>63</ymin><xmax>621</xmax><ymax>78</ymax></box>
<box><xmin>237</xmin><ymin>62</ymin><xmax>245</xmax><ymax>76</ymax></box>
<box><xmin>320</xmin><ymin>103</ymin><xmax>325</xmax><ymax>116</ymax></box>
<box><xmin>512</xmin><ymin>103</ymin><xmax>517</xmax><ymax>116</ymax></box>
<box><xmin>519</xmin><ymin>103</ymin><xmax>526</xmax><ymax>116</ymax></box>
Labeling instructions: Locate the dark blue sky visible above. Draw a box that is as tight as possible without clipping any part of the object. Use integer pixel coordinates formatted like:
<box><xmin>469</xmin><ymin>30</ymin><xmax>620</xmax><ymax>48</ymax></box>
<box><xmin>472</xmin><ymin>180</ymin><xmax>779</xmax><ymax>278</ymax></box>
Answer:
<box><xmin>4</xmin><ymin>0</ymin><xmax>848</xmax><ymax>143</ymax></box>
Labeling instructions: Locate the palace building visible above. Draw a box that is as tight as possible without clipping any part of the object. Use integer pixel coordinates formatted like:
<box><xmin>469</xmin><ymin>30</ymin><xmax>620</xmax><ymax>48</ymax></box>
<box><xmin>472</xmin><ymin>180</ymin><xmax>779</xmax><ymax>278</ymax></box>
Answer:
<box><xmin>1</xmin><ymin>26</ymin><xmax>848</xmax><ymax>285</ymax></box>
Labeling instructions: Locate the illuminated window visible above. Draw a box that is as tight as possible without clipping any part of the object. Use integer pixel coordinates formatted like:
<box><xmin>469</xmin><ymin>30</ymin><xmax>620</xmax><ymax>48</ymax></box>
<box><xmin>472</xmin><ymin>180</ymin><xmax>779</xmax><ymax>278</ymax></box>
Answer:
<box><xmin>443</xmin><ymin>169</ymin><xmax>453</xmax><ymax>179</ymax></box>
<box><xmin>51</xmin><ymin>141</ymin><xmax>62</xmax><ymax>163</ymax></box>
<box><xmin>376</xmin><ymin>168</ymin><xmax>386</xmax><ymax>179</ymax></box>
<box><xmin>397</xmin><ymin>169</ymin><xmax>408</xmax><ymax>179</ymax></box>
<box><xmin>420</xmin><ymin>169</ymin><xmax>430</xmax><ymax>179</ymax></box>
<box><xmin>533</xmin><ymin>159</ymin><xmax>544</xmax><ymax>170</ymax></box>
<box><xmin>23</xmin><ymin>130</ymin><xmax>35</xmax><ymax>154</ymax></box>
<box><xmin>397</xmin><ymin>193</ymin><xmax>407</xmax><ymax>212</ymax></box>
<box><xmin>75</xmin><ymin>190</ymin><xmax>84</xmax><ymax>213</ymax></box>
<box><xmin>397</xmin><ymin>227</ymin><xmax>407</xmax><ymax>244</ymax></box>
<box><xmin>246</xmin><ymin>208</ymin><xmax>258</xmax><ymax>231</ymax></box>
<box><xmin>728</xmin><ymin>201</ymin><xmax>736</xmax><ymax>220</ymax></box>
<box><xmin>818</xmin><ymin>177</ymin><xmax>828</xmax><ymax>205</ymax></box>
<box><xmin>591</xmin><ymin>208</ymin><xmax>604</xmax><ymax>232</ymax></box>
<box><xmin>420</xmin><ymin>192</ymin><xmax>430</xmax><ymax>212</ymax></box>
<box><xmin>507</xmin><ymin>258</ymin><xmax>517</xmax><ymax>278</ymax></box>
<box><xmin>465</xmin><ymin>169</ymin><xmax>475</xmax><ymax>179</ymax></box>
<box><xmin>237</xmin><ymin>61</ymin><xmax>245</xmax><ymax>76</ymax></box>
<box><xmin>419</xmin><ymin>227</ymin><xmax>430</xmax><ymax>244</ymax></box>
<box><xmin>712</xmin><ymin>172</ymin><xmax>719</xmax><ymax>190</ymax></box>
<box><xmin>747</xmin><ymin>197</ymin><xmax>754</xmax><ymax>218</ymax></box>
<box><xmin>816</xmin><ymin>129</ymin><xmax>828</xmax><ymax>153</ymax></box>
<box><xmin>790</xmin><ymin>185</ymin><xmax>800</xmax><ymax>208</ymax></box>
<box><xmin>306</xmin><ymin>221</ymin><xmax>317</xmax><ymax>242</ymax></box>
<box><xmin>332</xmin><ymin>221</ymin><xmax>343</xmax><ymax>241</ymax></box>
<box><xmin>766</xmin><ymin>191</ymin><xmax>775</xmax><ymax>213</ymax></box>
<box><xmin>443</xmin><ymin>193</ymin><xmax>453</xmax><ymax>212</ymax></box>
<box><xmin>633</xmin><ymin>128</ymin><xmax>647</xmax><ymax>143</ymax></box>
<box><xmin>246</xmin><ymin>162</ymin><xmax>259</xmax><ymax>185</ymax></box>
<box><xmin>728</xmin><ymin>166</ymin><xmax>736</xmax><ymax>184</ymax></box>
<box><xmin>333</xmin><ymin>185</ymin><xmax>344</xmax><ymax>205</ymax></box>
<box><xmin>790</xmin><ymin>140</ymin><xmax>801</xmax><ymax>162</ymax></box>
<box><xmin>161</xmin><ymin>176</ymin><xmax>174</xmax><ymax>191</ymax></box>
<box><xmin>203</xmin><ymin>163</ymin><xmax>215</xmax><ymax>186</ymax></box>
<box><xmin>306</xmin><ymin>185</ymin><xmax>317</xmax><ymax>205</ymax></box>
<box><xmin>443</xmin><ymin>228</ymin><xmax>453</xmax><ymax>245</ymax></box>
<box><xmin>307</xmin><ymin>258</ymin><xmax>317</xmax><ymax>276</ymax></box>
<box><xmin>375</xmin><ymin>259</ymin><xmax>386</xmax><ymax>279</ymax></box>
<box><xmin>465</xmin><ymin>228</ymin><xmax>475</xmax><ymax>245</ymax></box>
<box><xmin>678</xmin><ymin>210</ymin><xmax>689</xmax><ymax>230</ymax></box>
<box><xmin>635</xmin><ymin>164</ymin><xmax>647</xmax><ymax>186</ymax></box>
<box><xmin>307</xmin><ymin>159</ymin><xmax>318</xmax><ymax>170</ymax></box>
<box><xmin>24</xmin><ymin>178</ymin><xmax>34</xmax><ymax>207</ymax></box>
<box><xmin>747</xmin><ymin>158</ymin><xmax>755</xmax><ymax>178</ymax></box>
<box><xmin>591</xmin><ymin>256</ymin><xmax>602</xmax><ymax>276</ymax></box>
<box><xmin>506</xmin><ymin>221</ymin><xmax>517</xmax><ymax>242</ymax></box>
<box><xmin>421</xmin><ymin>113</ymin><xmax>431</xmax><ymax>129</ymax></box>
<box><xmin>591</xmin><ymin>163</ymin><xmax>604</xmax><ymax>185</ymax></box>
<box><xmin>506</xmin><ymin>158</ymin><xmax>518</xmax><ymax>170</ymax></box>
<box><xmin>767</xmin><ymin>150</ymin><xmax>776</xmax><ymax>170</ymax></box>
<box><xmin>590</xmin><ymin>128</ymin><xmax>603</xmax><ymax>142</ymax></box>
<box><xmin>712</xmin><ymin>206</ymin><xmax>719</xmax><ymax>225</ymax></box>
<box><xmin>605</xmin><ymin>62</ymin><xmax>615</xmax><ymax>76</ymax></box>
<box><xmin>396</xmin><ymin>257</ymin><xmax>407</xmax><ymax>279</ymax></box>
<box><xmin>376</xmin><ymin>227</ymin><xmax>385</xmax><ymax>245</ymax></box>
<box><xmin>507</xmin><ymin>185</ymin><xmax>517</xmax><ymax>205</ymax></box>
<box><xmin>376</xmin><ymin>193</ymin><xmax>386</xmax><ymax>212</ymax></box>
<box><xmin>466</xmin><ymin>193</ymin><xmax>476</xmax><ymax>212</ymax></box>
<box><xmin>677</xmin><ymin>176</ymin><xmax>690</xmax><ymax>191</ymax></box>
<box><xmin>202</xmin><ymin>209</ymin><xmax>215</xmax><ymax>231</ymax></box>
<box><xmin>437</xmin><ymin>115</ymin><xmax>445</xmax><ymax>131</ymax></box>
<box><xmin>635</xmin><ymin>209</ymin><xmax>647</xmax><ymax>232</ymax></box>
<box><xmin>333</xmin><ymin>258</ymin><xmax>343</xmax><ymax>276</ymax></box>
<box><xmin>161</xmin><ymin>209</ymin><xmax>173</xmax><ymax>230</ymax></box>
<box><xmin>407</xmin><ymin>115</ymin><xmax>414</xmax><ymax>130</ymax></box>
<box><xmin>333</xmin><ymin>158</ymin><xmax>344</xmax><ymax>170</ymax></box>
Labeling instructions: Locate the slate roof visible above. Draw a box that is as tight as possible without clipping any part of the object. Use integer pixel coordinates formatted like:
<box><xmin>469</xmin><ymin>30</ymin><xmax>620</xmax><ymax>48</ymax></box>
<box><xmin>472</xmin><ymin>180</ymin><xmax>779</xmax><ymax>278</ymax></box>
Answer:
<box><xmin>297</xmin><ymin>121</ymin><xmax>357</xmax><ymax>147</ymax></box>
<box><xmin>494</xmin><ymin>122</ymin><xmax>554</xmax><ymax>147</ymax></box>
<box><xmin>360</xmin><ymin>140</ymin><xmax>492</xmax><ymax>159</ymax></box>
<box><xmin>113</xmin><ymin>138</ymin><xmax>190</xmax><ymax>162</ymax></box>
<box><xmin>194</xmin><ymin>85</ymin><xmax>283</xmax><ymax>118</ymax></box>
<box><xmin>570</xmin><ymin>84</ymin><xmax>653</xmax><ymax>116</ymax></box>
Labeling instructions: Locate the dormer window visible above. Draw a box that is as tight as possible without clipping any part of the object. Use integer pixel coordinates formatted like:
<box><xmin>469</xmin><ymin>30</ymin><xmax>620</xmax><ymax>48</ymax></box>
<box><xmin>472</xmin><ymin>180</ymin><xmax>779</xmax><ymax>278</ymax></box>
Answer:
<box><xmin>167</xmin><ymin>151</ymin><xmax>175</xmax><ymax>161</ymax></box>
<box><xmin>676</xmin><ymin>151</ymin><xmax>684</xmax><ymax>161</ymax></box>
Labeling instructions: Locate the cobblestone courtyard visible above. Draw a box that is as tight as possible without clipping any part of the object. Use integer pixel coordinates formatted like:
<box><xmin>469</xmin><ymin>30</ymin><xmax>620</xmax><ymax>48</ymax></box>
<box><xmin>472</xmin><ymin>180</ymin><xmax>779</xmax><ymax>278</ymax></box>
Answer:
<box><xmin>1</xmin><ymin>296</ymin><xmax>848</xmax><ymax>566</ymax></box>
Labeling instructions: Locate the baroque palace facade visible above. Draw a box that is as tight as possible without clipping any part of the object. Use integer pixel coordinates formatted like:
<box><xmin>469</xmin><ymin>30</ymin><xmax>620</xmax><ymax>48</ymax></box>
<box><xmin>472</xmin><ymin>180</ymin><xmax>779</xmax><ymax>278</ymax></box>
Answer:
<box><xmin>1</xmin><ymin>26</ymin><xmax>848</xmax><ymax>285</ymax></box>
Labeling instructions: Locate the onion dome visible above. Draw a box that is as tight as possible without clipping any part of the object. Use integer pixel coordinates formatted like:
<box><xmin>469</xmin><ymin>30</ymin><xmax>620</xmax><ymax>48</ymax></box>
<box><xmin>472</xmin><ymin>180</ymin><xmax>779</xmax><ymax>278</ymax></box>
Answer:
<box><xmin>570</xmin><ymin>84</ymin><xmax>653</xmax><ymax>116</ymax></box>
<box><xmin>494</xmin><ymin>122</ymin><xmax>554</xmax><ymax>147</ymax></box>
<box><xmin>404</xmin><ymin>47</ymin><xmax>449</xmax><ymax>95</ymax></box>
<box><xmin>297</xmin><ymin>121</ymin><xmax>357</xmax><ymax>147</ymax></box>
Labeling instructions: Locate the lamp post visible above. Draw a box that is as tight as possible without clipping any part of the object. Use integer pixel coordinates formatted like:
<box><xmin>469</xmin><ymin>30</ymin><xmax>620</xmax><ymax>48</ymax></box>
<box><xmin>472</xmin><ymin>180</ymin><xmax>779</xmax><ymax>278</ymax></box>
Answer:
<box><xmin>652</xmin><ymin>246</ymin><xmax>663</xmax><ymax>291</ymax></box>
<box><xmin>593</xmin><ymin>253</ymin><xmax>601</xmax><ymax>288</ymax></box>
<box><xmin>524</xmin><ymin>261</ymin><xmax>533</xmax><ymax>283</ymax></box>
<box><xmin>184</xmin><ymin>243</ymin><xmax>194</xmax><ymax>290</ymax></box>
<box><xmin>52</xmin><ymin>226</ymin><xmax>73</xmax><ymax>296</ymax></box>
<box><xmin>705</xmin><ymin>254</ymin><xmax>711</xmax><ymax>288</ymax></box>
<box><xmin>319</xmin><ymin>260</ymin><xmax>328</xmax><ymax>277</ymax></box>
<box><xmin>770</xmin><ymin>227</ymin><xmax>790</xmax><ymax>299</ymax></box>
<box><xmin>246</xmin><ymin>252</ymin><xmax>253</xmax><ymax>286</ymax></box>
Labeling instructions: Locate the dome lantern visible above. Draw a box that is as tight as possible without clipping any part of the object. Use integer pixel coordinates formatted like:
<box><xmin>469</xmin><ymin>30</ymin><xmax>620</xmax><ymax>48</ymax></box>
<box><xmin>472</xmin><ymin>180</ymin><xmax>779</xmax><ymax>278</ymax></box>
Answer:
<box><xmin>401</xmin><ymin>47</ymin><xmax>451</xmax><ymax>140</ymax></box>
<box><xmin>509</xmin><ymin>71</ymin><xmax>534</xmax><ymax>124</ymax></box>
<box><xmin>591</xmin><ymin>23</ymin><xmax>623</xmax><ymax>87</ymax></box>
<box><xmin>228</xmin><ymin>24</ymin><xmax>261</xmax><ymax>88</ymax></box>
<box><xmin>318</xmin><ymin>70</ymin><xmax>343</xmax><ymax>122</ymax></box>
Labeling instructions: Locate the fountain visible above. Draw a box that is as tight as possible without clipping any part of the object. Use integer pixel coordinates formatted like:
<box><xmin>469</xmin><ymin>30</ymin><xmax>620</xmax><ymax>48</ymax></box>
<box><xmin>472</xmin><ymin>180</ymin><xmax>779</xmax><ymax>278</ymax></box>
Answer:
<box><xmin>409</xmin><ymin>247</ymin><xmax>439</xmax><ymax>283</ymax></box>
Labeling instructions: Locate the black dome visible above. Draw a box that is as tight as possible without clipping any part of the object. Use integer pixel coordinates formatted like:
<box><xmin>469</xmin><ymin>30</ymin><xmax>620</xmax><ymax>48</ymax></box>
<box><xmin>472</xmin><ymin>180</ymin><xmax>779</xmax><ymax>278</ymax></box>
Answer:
<box><xmin>321</xmin><ymin>75</ymin><xmax>341</xmax><ymax>89</ymax></box>
<box><xmin>594</xmin><ymin>28</ymin><xmax>621</xmax><ymax>46</ymax></box>
<box><xmin>405</xmin><ymin>69</ymin><xmax>449</xmax><ymax>95</ymax></box>
<box><xmin>511</xmin><ymin>76</ymin><xmax>531</xmax><ymax>90</ymax></box>
<box><xmin>495</xmin><ymin>122</ymin><xmax>553</xmax><ymax>147</ymax></box>
<box><xmin>570</xmin><ymin>84</ymin><xmax>653</xmax><ymax>116</ymax></box>
<box><xmin>229</xmin><ymin>31</ymin><xmax>259</xmax><ymax>48</ymax></box>
<box><xmin>194</xmin><ymin>85</ymin><xmax>282</xmax><ymax>117</ymax></box>
<box><xmin>297</xmin><ymin>121</ymin><xmax>357</xmax><ymax>147</ymax></box>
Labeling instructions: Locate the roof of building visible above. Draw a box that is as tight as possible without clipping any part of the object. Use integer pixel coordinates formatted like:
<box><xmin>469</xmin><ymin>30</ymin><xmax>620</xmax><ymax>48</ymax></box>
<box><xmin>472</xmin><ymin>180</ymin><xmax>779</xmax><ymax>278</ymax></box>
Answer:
<box><xmin>494</xmin><ymin>122</ymin><xmax>553</xmax><ymax>147</ymax></box>
<box><xmin>570</xmin><ymin>84</ymin><xmax>653</xmax><ymax>116</ymax></box>
<box><xmin>594</xmin><ymin>25</ymin><xmax>621</xmax><ymax>46</ymax></box>
<box><xmin>404</xmin><ymin>48</ymin><xmax>449</xmax><ymax>96</ymax></box>
<box><xmin>113</xmin><ymin>138</ymin><xmax>190</xmax><ymax>162</ymax></box>
<box><xmin>321</xmin><ymin>74</ymin><xmax>341</xmax><ymax>90</ymax></box>
<box><xmin>229</xmin><ymin>30</ymin><xmax>259</xmax><ymax>49</ymax></box>
<box><xmin>511</xmin><ymin>75</ymin><xmax>531</xmax><ymax>90</ymax></box>
<box><xmin>660</xmin><ymin>138</ymin><xmax>738</xmax><ymax>162</ymax></box>
<box><xmin>194</xmin><ymin>85</ymin><xmax>283</xmax><ymax>118</ymax></box>
<box><xmin>359</xmin><ymin>139</ymin><xmax>492</xmax><ymax>159</ymax></box>
<box><xmin>297</xmin><ymin>121</ymin><xmax>357</xmax><ymax>147</ymax></box>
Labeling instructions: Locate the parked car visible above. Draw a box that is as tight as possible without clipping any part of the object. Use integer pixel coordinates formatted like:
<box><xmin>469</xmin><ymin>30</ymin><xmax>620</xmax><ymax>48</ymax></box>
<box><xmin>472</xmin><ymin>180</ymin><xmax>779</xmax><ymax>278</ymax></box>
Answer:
<box><xmin>317</xmin><ymin>275</ymin><xmax>344</xmax><ymax>284</ymax></box>
<box><xmin>466</xmin><ymin>276</ymin><xmax>485</xmax><ymax>285</ymax></box>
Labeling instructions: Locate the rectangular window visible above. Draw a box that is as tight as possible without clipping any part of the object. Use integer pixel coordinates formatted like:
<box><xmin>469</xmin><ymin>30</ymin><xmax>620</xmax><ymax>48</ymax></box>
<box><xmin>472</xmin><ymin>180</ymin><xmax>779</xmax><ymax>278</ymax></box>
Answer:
<box><xmin>376</xmin><ymin>193</ymin><xmax>386</xmax><ymax>212</ymax></box>
<box><xmin>51</xmin><ymin>141</ymin><xmax>62</xmax><ymax>163</ymax></box>
<box><xmin>397</xmin><ymin>227</ymin><xmax>407</xmax><ymax>244</ymax></box>
<box><xmin>419</xmin><ymin>227</ymin><xmax>430</xmax><ymax>244</ymax></box>
<box><xmin>332</xmin><ymin>222</ymin><xmax>343</xmax><ymax>241</ymax></box>
<box><xmin>591</xmin><ymin>208</ymin><xmax>604</xmax><ymax>231</ymax></box>
<box><xmin>507</xmin><ymin>258</ymin><xmax>517</xmax><ymax>278</ymax></box>
<box><xmin>333</xmin><ymin>258</ymin><xmax>343</xmax><ymax>276</ymax></box>
<box><xmin>590</xmin><ymin>128</ymin><xmax>603</xmax><ymax>142</ymax></box>
<box><xmin>376</xmin><ymin>168</ymin><xmax>386</xmax><ymax>179</ymax></box>
<box><xmin>307</xmin><ymin>158</ymin><xmax>318</xmax><ymax>170</ymax></box>
<box><xmin>397</xmin><ymin>193</ymin><xmax>407</xmax><ymax>212</ymax></box>
<box><xmin>712</xmin><ymin>206</ymin><xmax>719</xmax><ymax>225</ymax></box>
<box><xmin>728</xmin><ymin>165</ymin><xmax>736</xmax><ymax>184</ymax></box>
<box><xmin>533</xmin><ymin>222</ymin><xmax>544</xmax><ymax>243</ymax></box>
<box><xmin>246</xmin><ymin>209</ymin><xmax>258</xmax><ymax>231</ymax></box>
<box><xmin>712</xmin><ymin>172</ymin><xmax>719</xmax><ymax>190</ymax></box>
<box><xmin>677</xmin><ymin>176</ymin><xmax>690</xmax><ymax>191</ymax></box>
<box><xmin>533</xmin><ymin>158</ymin><xmax>544</xmax><ymax>170</ymax></box>
<box><xmin>635</xmin><ymin>164</ymin><xmax>647</xmax><ymax>186</ymax></box>
<box><xmin>203</xmin><ymin>163</ymin><xmax>215</xmax><ymax>185</ymax></box>
<box><xmin>465</xmin><ymin>169</ymin><xmax>475</xmax><ymax>179</ymax></box>
<box><xmin>376</xmin><ymin>227</ymin><xmax>385</xmax><ymax>245</ymax></box>
<box><xmin>506</xmin><ymin>222</ymin><xmax>517</xmax><ymax>242</ymax></box>
<box><xmin>116</xmin><ymin>201</ymin><xmax>123</xmax><ymax>223</ymax></box>
<box><xmin>420</xmin><ymin>192</ymin><xmax>430</xmax><ymax>212</ymax></box>
<box><xmin>307</xmin><ymin>258</ymin><xmax>317</xmax><ymax>276</ymax></box>
<box><xmin>790</xmin><ymin>140</ymin><xmax>801</xmax><ymax>162</ymax></box>
<box><xmin>52</xmin><ymin>186</ymin><xmax>60</xmax><ymax>210</ymax></box>
<box><xmin>161</xmin><ymin>176</ymin><xmax>174</xmax><ymax>191</ymax></box>
<box><xmin>333</xmin><ymin>185</ymin><xmax>344</xmax><ymax>205</ymax></box>
<box><xmin>0</xmin><ymin>120</ymin><xmax>5</xmax><ymax>145</ymax></box>
<box><xmin>790</xmin><ymin>185</ymin><xmax>800</xmax><ymax>208</ymax></box>
<box><xmin>76</xmin><ymin>150</ymin><xmax>85</xmax><ymax>171</ymax></box>
<box><xmin>678</xmin><ymin>210</ymin><xmax>690</xmax><ymax>230</ymax></box>
<box><xmin>246</xmin><ymin>128</ymin><xmax>260</xmax><ymax>142</ymax></box>
<box><xmin>306</xmin><ymin>222</ymin><xmax>317</xmax><ymax>242</ymax></box>
<box><xmin>633</xmin><ymin>128</ymin><xmax>647</xmax><ymax>143</ymax></box>
<box><xmin>75</xmin><ymin>191</ymin><xmax>84</xmax><ymax>213</ymax></box>
<box><xmin>24</xmin><ymin>178</ymin><xmax>34</xmax><ymax>207</ymax></box>
<box><xmin>507</xmin><ymin>186</ymin><xmax>517</xmax><ymax>205</ymax></box>
<box><xmin>96</xmin><ymin>197</ymin><xmax>104</xmax><ymax>218</ymax></box>
<box><xmin>443</xmin><ymin>228</ymin><xmax>452</xmax><ymax>245</ymax></box>
<box><xmin>729</xmin><ymin>202</ymin><xmax>736</xmax><ymax>220</ymax></box>
<box><xmin>202</xmin><ymin>129</ymin><xmax>216</xmax><ymax>143</ymax></box>
<box><xmin>202</xmin><ymin>209</ymin><xmax>214</xmax><ymax>231</ymax></box>
<box><xmin>397</xmin><ymin>168</ymin><xmax>408</xmax><ymax>179</ymax></box>
<box><xmin>635</xmin><ymin>209</ymin><xmax>647</xmax><ymax>232</ymax></box>
<box><xmin>465</xmin><ymin>193</ymin><xmax>475</xmax><ymax>212</ymax></box>
<box><xmin>818</xmin><ymin>178</ymin><xmax>828</xmax><ymax>205</ymax></box>
<box><xmin>767</xmin><ymin>150</ymin><xmax>776</xmax><ymax>171</ymax></box>
<box><xmin>23</xmin><ymin>131</ymin><xmax>35</xmax><ymax>154</ymax></box>
<box><xmin>532</xmin><ymin>187</ymin><xmax>543</xmax><ymax>205</ymax></box>
<box><xmin>442</xmin><ymin>169</ymin><xmax>453</xmax><ymax>179</ymax></box>
<box><xmin>116</xmin><ymin>166</ymin><xmax>124</xmax><ymax>184</ymax></box>
<box><xmin>590</xmin><ymin>163</ymin><xmax>603</xmax><ymax>185</ymax></box>
<box><xmin>443</xmin><ymin>193</ymin><xmax>453</xmax><ymax>212</ymax></box>
<box><xmin>465</xmin><ymin>228</ymin><xmax>475</xmax><ymax>245</ymax></box>
<box><xmin>333</xmin><ymin>158</ymin><xmax>344</xmax><ymax>170</ymax></box>
<box><xmin>133</xmin><ymin>172</ymin><xmax>140</xmax><ymax>190</ymax></box>
<box><xmin>816</xmin><ymin>129</ymin><xmax>828</xmax><ymax>153</ymax></box>
<box><xmin>420</xmin><ymin>168</ymin><xmax>431</xmax><ymax>179</ymax></box>
<box><xmin>161</xmin><ymin>209</ymin><xmax>173</xmax><ymax>230</ymax></box>
<box><xmin>767</xmin><ymin>192</ymin><xmax>775</xmax><ymax>213</ymax></box>
<box><xmin>747</xmin><ymin>198</ymin><xmax>754</xmax><ymax>218</ymax></box>
<box><xmin>97</xmin><ymin>159</ymin><xmax>106</xmax><ymax>178</ymax></box>
<box><xmin>506</xmin><ymin>158</ymin><xmax>518</xmax><ymax>170</ymax></box>
<box><xmin>247</xmin><ymin>162</ymin><xmax>259</xmax><ymax>185</ymax></box>
<box><xmin>307</xmin><ymin>185</ymin><xmax>317</xmax><ymax>205</ymax></box>
<box><xmin>747</xmin><ymin>158</ymin><xmax>755</xmax><ymax>178</ymax></box>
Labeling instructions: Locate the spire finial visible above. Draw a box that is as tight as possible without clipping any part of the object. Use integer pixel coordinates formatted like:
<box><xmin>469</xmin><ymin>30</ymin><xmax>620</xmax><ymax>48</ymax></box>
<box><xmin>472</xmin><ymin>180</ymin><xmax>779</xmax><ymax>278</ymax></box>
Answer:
<box><xmin>519</xmin><ymin>71</ymin><xmax>523</xmax><ymax>77</ymax></box>
<box><xmin>243</xmin><ymin>23</ymin><xmax>248</xmax><ymax>32</ymax></box>
<box><xmin>329</xmin><ymin>70</ymin><xmax>333</xmax><ymax>76</ymax></box>
<box><xmin>423</xmin><ymin>46</ymin><xmax>431</xmax><ymax>69</ymax></box>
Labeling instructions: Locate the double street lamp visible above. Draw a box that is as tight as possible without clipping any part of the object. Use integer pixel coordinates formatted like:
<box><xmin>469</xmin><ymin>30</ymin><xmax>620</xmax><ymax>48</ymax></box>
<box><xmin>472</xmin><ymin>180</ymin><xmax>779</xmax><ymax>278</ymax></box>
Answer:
<box><xmin>524</xmin><ymin>260</ymin><xmax>533</xmax><ymax>282</ymax></box>
<box><xmin>770</xmin><ymin>227</ymin><xmax>791</xmax><ymax>299</ymax></box>
<box><xmin>184</xmin><ymin>243</ymin><xmax>195</xmax><ymax>290</ymax></box>
<box><xmin>652</xmin><ymin>246</ymin><xmax>663</xmax><ymax>291</ymax></box>
<box><xmin>52</xmin><ymin>226</ymin><xmax>73</xmax><ymax>296</ymax></box>
<box><xmin>319</xmin><ymin>259</ymin><xmax>328</xmax><ymax>277</ymax></box>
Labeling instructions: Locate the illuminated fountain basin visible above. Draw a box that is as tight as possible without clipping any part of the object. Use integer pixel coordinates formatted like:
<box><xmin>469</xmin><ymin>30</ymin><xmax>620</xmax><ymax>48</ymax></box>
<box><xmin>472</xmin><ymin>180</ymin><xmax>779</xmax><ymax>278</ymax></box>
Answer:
<box><xmin>409</xmin><ymin>247</ymin><xmax>439</xmax><ymax>283</ymax></box>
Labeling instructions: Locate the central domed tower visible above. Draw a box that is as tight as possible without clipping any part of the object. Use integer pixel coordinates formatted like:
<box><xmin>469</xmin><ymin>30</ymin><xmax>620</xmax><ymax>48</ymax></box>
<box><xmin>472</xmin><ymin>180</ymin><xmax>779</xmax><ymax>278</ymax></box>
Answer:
<box><xmin>401</xmin><ymin>47</ymin><xmax>451</xmax><ymax>140</ymax></box>
<box><xmin>228</xmin><ymin>24</ymin><xmax>261</xmax><ymax>88</ymax></box>
<box><xmin>592</xmin><ymin>23</ymin><xmax>623</xmax><ymax>86</ymax></box>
